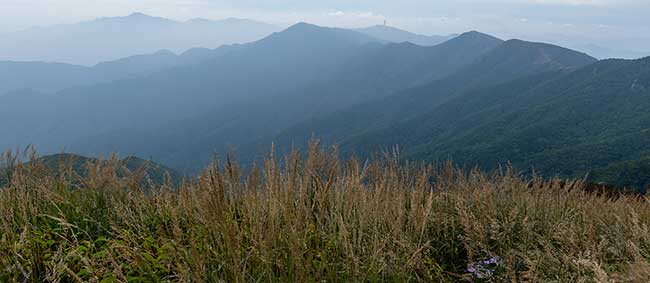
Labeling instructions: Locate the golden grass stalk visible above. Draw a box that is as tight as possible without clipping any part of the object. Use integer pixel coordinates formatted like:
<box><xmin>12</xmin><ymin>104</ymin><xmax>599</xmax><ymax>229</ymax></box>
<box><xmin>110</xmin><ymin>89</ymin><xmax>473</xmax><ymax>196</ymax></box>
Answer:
<box><xmin>1</xmin><ymin>142</ymin><xmax>649</xmax><ymax>282</ymax></box>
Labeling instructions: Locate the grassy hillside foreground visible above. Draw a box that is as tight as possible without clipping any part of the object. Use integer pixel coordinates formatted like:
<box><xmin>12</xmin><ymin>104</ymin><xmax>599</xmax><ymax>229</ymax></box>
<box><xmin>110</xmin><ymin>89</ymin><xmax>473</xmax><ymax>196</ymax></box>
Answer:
<box><xmin>1</xmin><ymin>145</ymin><xmax>650</xmax><ymax>282</ymax></box>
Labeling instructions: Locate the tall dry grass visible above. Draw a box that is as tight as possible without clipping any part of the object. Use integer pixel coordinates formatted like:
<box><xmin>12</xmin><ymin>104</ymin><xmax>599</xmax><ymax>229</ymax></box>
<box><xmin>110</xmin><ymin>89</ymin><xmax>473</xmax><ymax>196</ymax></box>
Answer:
<box><xmin>1</xmin><ymin>143</ymin><xmax>650</xmax><ymax>282</ymax></box>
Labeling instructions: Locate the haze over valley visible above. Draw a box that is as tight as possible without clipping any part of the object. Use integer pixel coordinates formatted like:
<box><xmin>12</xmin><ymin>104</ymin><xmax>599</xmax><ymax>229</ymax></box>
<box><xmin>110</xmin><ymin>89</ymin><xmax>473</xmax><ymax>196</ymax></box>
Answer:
<box><xmin>1</xmin><ymin>12</ymin><xmax>648</xmax><ymax>189</ymax></box>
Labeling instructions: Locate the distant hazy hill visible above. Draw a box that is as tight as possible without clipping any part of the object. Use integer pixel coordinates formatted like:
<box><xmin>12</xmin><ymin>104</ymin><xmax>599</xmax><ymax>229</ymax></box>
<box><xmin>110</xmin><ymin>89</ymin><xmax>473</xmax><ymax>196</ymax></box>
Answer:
<box><xmin>0</xmin><ymin>44</ymin><xmax>238</xmax><ymax>94</ymax></box>
<box><xmin>0</xmin><ymin>51</ymin><xmax>181</xmax><ymax>94</ymax></box>
<box><xmin>0</xmin><ymin>13</ymin><xmax>278</xmax><ymax>65</ymax></box>
<box><xmin>355</xmin><ymin>25</ymin><xmax>457</xmax><ymax>46</ymax></box>
<box><xmin>0</xmin><ymin>61</ymin><xmax>95</xmax><ymax>94</ymax></box>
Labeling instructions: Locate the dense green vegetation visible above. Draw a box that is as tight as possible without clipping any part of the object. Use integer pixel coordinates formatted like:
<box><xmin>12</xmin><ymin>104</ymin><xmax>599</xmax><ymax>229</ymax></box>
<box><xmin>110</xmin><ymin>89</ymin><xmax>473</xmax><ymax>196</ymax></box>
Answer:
<box><xmin>269</xmin><ymin>42</ymin><xmax>650</xmax><ymax>191</ymax></box>
<box><xmin>2</xmin><ymin>145</ymin><xmax>650</xmax><ymax>282</ymax></box>
<box><xmin>331</xmin><ymin>57</ymin><xmax>650</xmax><ymax>191</ymax></box>
<box><xmin>590</xmin><ymin>156</ymin><xmax>650</xmax><ymax>190</ymax></box>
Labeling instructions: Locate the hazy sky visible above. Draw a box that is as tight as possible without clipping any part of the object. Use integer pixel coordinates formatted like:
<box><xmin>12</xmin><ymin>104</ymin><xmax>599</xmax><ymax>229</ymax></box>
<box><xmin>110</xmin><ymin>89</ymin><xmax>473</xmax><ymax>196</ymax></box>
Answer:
<box><xmin>2</xmin><ymin>0</ymin><xmax>650</xmax><ymax>52</ymax></box>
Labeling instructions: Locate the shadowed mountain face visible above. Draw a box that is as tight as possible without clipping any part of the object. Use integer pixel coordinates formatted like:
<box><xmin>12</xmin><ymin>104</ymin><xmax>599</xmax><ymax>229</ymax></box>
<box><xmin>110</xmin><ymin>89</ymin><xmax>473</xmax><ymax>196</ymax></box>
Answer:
<box><xmin>2</xmin><ymin>20</ymin><xmax>647</xmax><ymax>190</ymax></box>
<box><xmin>355</xmin><ymin>25</ymin><xmax>457</xmax><ymax>46</ymax></box>
<box><xmin>0</xmin><ymin>23</ymin><xmax>386</xmax><ymax>160</ymax></box>
<box><xmin>41</xmin><ymin>30</ymin><xmax>505</xmax><ymax>171</ymax></box>
<box><xmin>0</xmin><ymin>13</ymin><xmax>278</xmax><ymax>65</ymax></box>
<box><xmin>269</xmin><ymin>37</ymin><xmax>597</xmax><ymax>157</ymax></box>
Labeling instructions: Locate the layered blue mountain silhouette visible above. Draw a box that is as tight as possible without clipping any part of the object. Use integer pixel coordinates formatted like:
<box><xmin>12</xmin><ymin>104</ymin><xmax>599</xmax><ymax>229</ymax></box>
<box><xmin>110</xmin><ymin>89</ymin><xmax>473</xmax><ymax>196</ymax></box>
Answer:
<box><xmin>1</xmin><ymin>19</ymin><xmax>648</xmax><ymax>189</ymax></box>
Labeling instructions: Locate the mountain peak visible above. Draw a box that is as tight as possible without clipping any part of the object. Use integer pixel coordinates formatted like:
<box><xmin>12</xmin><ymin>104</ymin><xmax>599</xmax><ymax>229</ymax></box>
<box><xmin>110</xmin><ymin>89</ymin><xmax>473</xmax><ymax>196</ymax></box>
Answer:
<box><xmin>126</xmin><ymin>12</ymin><xmax>151</xmax><ymax>18</ymax></box>
<box><xmin>91</xmin><ymin>12</ymin><xmax>174</xmax><ymax>24</ymax></box>
<box><xmin>266</xmin><ymin>22</ymin><xmax>328</xmax><ymax>40</ymax></box>
<box><xmin>355</xmin><ymin>25</ymin><xmax>457</xmax><ymax>46</ymax></box>
<box><xmin>456</xmin><ymin>30</ymin><xmax>502</xmax><ymax>42</ymax></box>
<box><xmin>438</xmin><ymin>30</ymin><xmax>503</xmax><ymax>51</ymax></box>
<box><xmin>286</xmin><ymin>22</ymin><xmax>320</xmax><ymax>31</ymax></box>
<box><xmin>365</xmin><ymin>24</ymin><xmax>401</xmax><ymax>31</ymax></box>
<box><xmin>456</xmin><ymin>37</ymin><xmax>598</xmax><ymax>84</ymax></box>
<box><xmin>266</xmin><ymin>22</ymin><xmax>378</xmax><ymax>45</ymax></box>
<box><xmin>114</xmin><ymin>12</ymin><xmax>175</xmax><ymax>24</ymax></box>
<box><xmin>153</xmin><ymin>49</ymin><xmax>176</xmax><ymax>56</ymax></box>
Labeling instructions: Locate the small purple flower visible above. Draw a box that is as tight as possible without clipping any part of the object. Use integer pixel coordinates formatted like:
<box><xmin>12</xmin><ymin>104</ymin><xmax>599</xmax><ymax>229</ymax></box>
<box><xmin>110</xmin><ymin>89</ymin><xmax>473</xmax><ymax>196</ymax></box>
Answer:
<box><xmin>467</xmin><ymin>255</ymin><xmax>500</xmax><ymax>279</ymax></box>
<box><xmin>484</xmin><ymin>256</ymin><xmax>500</xmax><ymax>265</ymax></box>
<box><xmin>475</xmin><ymin>269</ymin><xmax>493</xmax><ymax>279</ymax></box>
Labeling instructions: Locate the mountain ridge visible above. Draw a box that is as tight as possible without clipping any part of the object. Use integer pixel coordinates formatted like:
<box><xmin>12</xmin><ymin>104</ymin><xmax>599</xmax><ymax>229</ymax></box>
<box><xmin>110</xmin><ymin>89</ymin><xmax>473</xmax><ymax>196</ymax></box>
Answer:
<box><xmin>355</xmin><ymin>25</ymin><xmax>457</xmax><ymax>46</ymax></box>
<box><xmin>3</xmin><ymin>21</ymin><xmax>646</xmax><ymax>191</ymax></box>
<box><xmin>56</xmin><ymin>27</ymin><xmax>507</xmax><ymax>170</ymax></box>
<box><xmin>335</xmin><ymin>57</ymin><xmax>650</xmax><ymax>190</ymax></box>
<box><xmin>0</xmin><ymin>22</ymin><xmax>386</xmax><ymax>159</ymax></box>
<box><xmin>0</xmin><ymin>12</ymin><xmax>279</xmax><ymax>65</ymax></box>
<box><xmin>267</xmin><ymin>37</ymin><xmax>596</xmax><ymax>159</ymax></box>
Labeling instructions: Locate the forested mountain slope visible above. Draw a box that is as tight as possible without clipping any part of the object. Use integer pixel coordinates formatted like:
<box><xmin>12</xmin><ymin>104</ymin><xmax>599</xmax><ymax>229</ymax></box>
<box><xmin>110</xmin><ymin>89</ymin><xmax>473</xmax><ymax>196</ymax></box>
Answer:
<box><xmin>340</xmin><ymin>57</ymin><xmax>650</xmax><ymax>189</ymax></box>
<box><xmin>4</xmin><ymin>21</ymin><xmax>646</xmax><ymax>191</ymax></box>
<box><xmin>64</xmin><ymin>31</ymin><xmax>504</xmax><ymax>170</ymax></box>
<box><xmin>270</xmin><ymin>39</ymin><xmax>597</xmax><ymax>158</ymax></box>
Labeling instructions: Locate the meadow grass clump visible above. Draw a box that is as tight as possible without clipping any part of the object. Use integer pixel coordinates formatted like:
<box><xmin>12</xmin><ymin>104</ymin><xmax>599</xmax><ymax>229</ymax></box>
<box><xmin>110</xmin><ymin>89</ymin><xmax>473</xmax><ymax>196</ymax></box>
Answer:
<box><xmin>1</xmin><ymin>143</ymin><xmax>650</xmax><ymax>282</ymax></box>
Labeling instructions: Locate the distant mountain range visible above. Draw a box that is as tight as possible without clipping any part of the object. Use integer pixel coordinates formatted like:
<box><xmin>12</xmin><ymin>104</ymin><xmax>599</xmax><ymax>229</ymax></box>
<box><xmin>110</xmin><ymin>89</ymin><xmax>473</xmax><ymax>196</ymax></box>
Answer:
<box><xmin>0</xmin><ymin>13</ymin><xmax>279</xmax><ymax>65</ymax></box>
<box><xmin>355</xmin><ymin>25</ymin><xmax>457</xmax><ymax>46</ymax></box>
<box><xmin>0</xmin><ymin>12</ymin><xmax>463</xmax><ymax>66</ymax></box>
<box><xmin>0</xmin><ymin>44</ymin><xmax>239</xmax><ymax>94</ymax></box>
<box><xmin>1</xmin><ymin>21</ymin><xmax>648</xmax><ymax>190</ymax></box>
<box><xmin>0</xmin><ymin>17</ymin><xmax>457</xmax><ymax>95</ymax></box>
